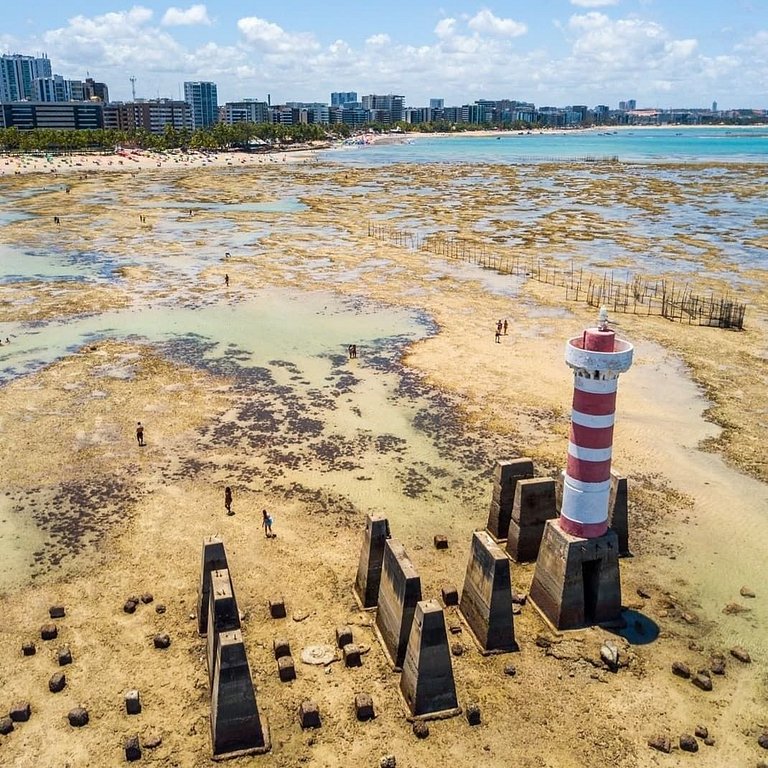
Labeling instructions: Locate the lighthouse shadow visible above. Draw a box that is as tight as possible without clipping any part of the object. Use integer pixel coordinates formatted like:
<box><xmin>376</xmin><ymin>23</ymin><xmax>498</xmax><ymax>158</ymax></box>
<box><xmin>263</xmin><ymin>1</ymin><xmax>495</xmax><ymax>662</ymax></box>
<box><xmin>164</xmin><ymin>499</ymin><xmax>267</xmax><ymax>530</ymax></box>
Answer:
<box><xmin>608</xmin><ymin>609</ymin><xmax>660</xmax><ymax>646</ymax></box>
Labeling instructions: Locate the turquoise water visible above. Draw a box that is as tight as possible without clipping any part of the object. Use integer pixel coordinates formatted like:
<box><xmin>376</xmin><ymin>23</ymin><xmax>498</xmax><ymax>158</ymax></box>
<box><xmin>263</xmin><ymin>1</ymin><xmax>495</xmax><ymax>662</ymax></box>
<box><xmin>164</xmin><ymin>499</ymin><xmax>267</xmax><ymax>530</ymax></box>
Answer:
<box><xmin>328</xmin><ymin>127</ymin><xmax>768</xmax><ymax>165</ymax></box>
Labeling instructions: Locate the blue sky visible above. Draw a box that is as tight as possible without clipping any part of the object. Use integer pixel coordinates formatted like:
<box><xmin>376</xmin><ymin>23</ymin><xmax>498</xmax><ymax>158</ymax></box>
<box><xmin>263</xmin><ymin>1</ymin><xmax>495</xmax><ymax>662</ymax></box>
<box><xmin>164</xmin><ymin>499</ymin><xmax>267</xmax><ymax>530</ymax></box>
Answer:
<box><xmin>1</xmin><ymin>2</ymin><xmax>766</xmax><ymax>109</ymax></box>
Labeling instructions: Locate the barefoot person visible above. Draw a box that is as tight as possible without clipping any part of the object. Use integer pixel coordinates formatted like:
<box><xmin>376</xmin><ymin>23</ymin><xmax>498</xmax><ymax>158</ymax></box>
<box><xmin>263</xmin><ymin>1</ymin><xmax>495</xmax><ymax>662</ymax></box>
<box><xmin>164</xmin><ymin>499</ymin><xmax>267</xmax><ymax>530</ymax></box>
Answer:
<box><xmin>262</xmin><ymin>509</ymin><xmax>273</xmax><ymax>537</ymax></box>
<box><xmin>225</xmin><ymin>486</ymin><xmax>233</xmax><ymax>516</ymax></box>
<box><xmin>136</xmin><ymin>421</ymin><xmax>145</xmax><ymax>446</ymax></box>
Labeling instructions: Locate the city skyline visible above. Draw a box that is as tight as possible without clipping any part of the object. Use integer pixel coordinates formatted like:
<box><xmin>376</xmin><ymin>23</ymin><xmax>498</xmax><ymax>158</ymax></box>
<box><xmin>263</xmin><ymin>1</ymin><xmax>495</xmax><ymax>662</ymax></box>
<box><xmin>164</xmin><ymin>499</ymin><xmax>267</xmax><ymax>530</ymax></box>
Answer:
<box><xmin>1</xmin><ymin>1</ymin><xmax>767</xmax><ymax>110</ymax></box>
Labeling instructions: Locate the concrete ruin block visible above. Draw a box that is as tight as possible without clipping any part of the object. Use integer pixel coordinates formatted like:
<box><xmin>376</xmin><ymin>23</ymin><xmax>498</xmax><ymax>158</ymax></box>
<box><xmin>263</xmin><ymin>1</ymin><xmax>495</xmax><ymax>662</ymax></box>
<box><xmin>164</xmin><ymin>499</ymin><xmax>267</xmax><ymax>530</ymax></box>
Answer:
<box><xmin>49</xmin><ymin>672</ymin><xmax>66</xmax><ymax>693</ymax></box>
<box><xmin>343</xmin><ymin>643</ymin><xmax>362</xmax><ymax>667</ymax></box>
<box><xmin>49</xmin><ymin>605</ymin><xmax>66</xmax><ymax>619</ymax></box>
<box><xmin>459</xmin><ymin>532</ymin><xmax>516</xmax><ymax>653</ymax></box>
<box><xmin>355</xmin><ymin>693</ymin><xmax>375</xmax><ymax>721</ymax></box>
<box><xmin>485</xmin><ymin>458</ymin><xmax>534</xmax><ymax>541</ymax></box>
<box><xmin>124</xmin><ymin>599</ymin><xmax>138</xmax><ymax>614</ymax></box>
<box><xmin>40</xmin><ymin>623</ymin><xmax>57</xmax><ymax>641</ymax></box>
<box><xmin>269</xmin><ymin>597</ymin><xmax>286</xmax><ymax>619</ymax></box>
<box><xmin>0</xmin><ymin>717</ymin><xmax>13</xmax><ymax>735</ymax></box>
<box><xmin>608</xmin><ymin>471</ymin><xmax>630</xmax><ymax>556</ymax></box>
<box><xmin>375</xmin><ymin>539</ymin><xmax>422</xmax><ymax>670</ymax></box>
<box><xmin>277</xmin><ymin>656</ymin><xmax>296</xmax><ymax>682</ymax></box>
<box><xmin>335</xmin><ymin>626</ymin><xmax>353</xmax><ymax>649</ymax></box>
<box><xmin>57</xmin><ymin>646</ymin><xmax>72</xmax><ymax>666</ymax></box>
<box><xmin>354</xmin><ymin>514</ymin><xmax>390</xmax><ymax>609</ymax></box>
<box><xmin>22</xmin><ymin>641</ymin><xmax>36</xmax><ymax>656</ymax></box>
<box><xmin>153</xmin><ymin>634</ymin><xmax>171</xmax><ymax>649</ymax></box>
<box><xmin>210</xmin><ymin>630</ymin><xmax>270</xmax><ymax>758</ymax></box>
<box><xmin>466</xmin><ymin>703</ymin><xmax>481</xmax><ymax>726</ymax></box>
<box><xmin>206</xmin><ymin>569</ymin><xmax>241</xmax><ymax>683</ymax></box>
<box><xmin>298</xmin><ymin>700</ymin><xmax>321</xmax><ymax>729</ymax></box>
<box><xmin>441</xmin><ymin>585</ymin><xmax>459</xmax><ymax>607</ymax></box>
<box><xmin>68</xmin><ymin>707</ymin><xmax>89</xmax><ymax>727</ymax></box>
<box><xmin>197</xmin><ymin>536</ymin><xmax>229</xmax><ymax>636</ymax></box>
<box><xmin>400</xmin><ymin>599</ymin><xmax>460</xmax><ymax>719</ymax></box>
<box><xmin>529</xmin><ymin>520</ymin><xmax>622</xmax><ymax>631</ymax></box>
<box><xmin>125</xmin><ymin>734</ymin><xmax>141</xmax><ymax>762</ymax></box>
<box><xmin>273</xmin><ymin>638</ymin><xmax>291</xmax><ymax>659</ymax></box>
<box><xmin>433</xmin><ymin>535</ymin><xmax>448</xmax><ymax>550</ymax></box>
<box><xmin>125</xmin><ymin>690</ymin><xmax>142</xmax><ymax>715</ymax></box>
<box><xmin>9</xmin><ymin>702</ymin><xmax>31</xmax><ymax>722</ymax></box>
<box><xmin>505</xmin><ymin>478</ymin><xmax>558</xmax><ymax>563</ymax></box>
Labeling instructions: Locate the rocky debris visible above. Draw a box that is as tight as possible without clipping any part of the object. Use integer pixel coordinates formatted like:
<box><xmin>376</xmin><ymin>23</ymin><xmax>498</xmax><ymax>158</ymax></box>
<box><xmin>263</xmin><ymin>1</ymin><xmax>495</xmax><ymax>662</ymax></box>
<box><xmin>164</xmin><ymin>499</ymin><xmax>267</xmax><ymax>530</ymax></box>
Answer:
<box><xmin>692</xmin><ymin>672</ymin><xmax>713</xmax><ymax>692</ymax></box>
<box><xmin>535</xmin><ymin>634</ymin><xmax>553</xmax><ymax>649</ymax></box>
<box><xmin>123</xmin><ymin>599</ymin><xmax>138</xmax><ymax>614</ymax></box>
<box><xmin>335</xmin><ymin>626</ymin><xmax>353</xmax><ymax>649</ymax></box>
<box><xmin>300</xmin><ymin>645</ymin><xmax>336</xmax><ymax>666</ymax></box>
<box><xmin>449</xmin><ymin>625</ymin><xmax>462</xmax><ymax>635</ymax></box>
<box><xmin>681</xmin><ymin>612</ymin><xmax>699</xmax><ymax>625</ymax></box>
<box><xmin>758</xmin><ymin>731</ymin><xmax>768</xmax><ymax>750</ymax></box>
<box><xmin>299</xmin><ymin>700</ymin><xmax>321</xmax><ymax>729</ymax></box>
<box><xmin>739</xmin><ymin>586</ymin><xmax>756</xmax><ymax>598</ymax></box>
<box><xmin>155</xmin><ymin>604</ymin><xmax>166</xmax><ymax>614</ymax></box>
<box><xmin>503</xmin><ymin>663</ymin><xmax>517</xmax><ymax>677</ymax></box>
<box><xmin>269</xmin><ymin>597</ymin><xmax>286</xmax><ymax>619</ymax></box>
<box><xmin>695</xmin><ymin>725</ymin><xmax>709</xmax><ymax>739</ymax></box>
<box><xmin>379</xmin><ymin>756</ymin><xmax>396</xmax><ymax>768</ymax></box>
<box><xmin>125</xmin><ymin>734</ymin><xmax>141</xmax><ymax>762</ymax></box>
<box><xmin>40</xmin><ymin>624</ymin><xmax>58</xmax><ymax>641</ymax></box>
<box><xmin>125</xmin><ymin>690</ymin><xmax>141</xmax><ymax>715</ymax></box>
<box><xmin>511</xmin><ymin>592</ymin><xmax>527</xmax><ymax>606</ymax></box>
<box><xmin>451</xmin><ymin>643</ymin><xmax>464</xmax><ymax>657</ymax></box>
<box><xmin>343</xmin><ymin>644</ymin><xmax>362</xmax><ymax>667</ymax></box>
<box><xmin>412</xmin><ymin>721</ymin><xmax>430</xmax><ymax>739</ymax></box>
<box><xmin>49</xmin><ymin>605</ymin><xmax>66</xmax><ymax>619</ymax></box>
<box><xmin>441</xmin><ymin>585</ymin><xmax>459</xmax><ymax>607</ymax></box>
<box><xmin>636</xmin><ymin>587</ymin><xmax>651</xmax><ymax>599</ymax></box>
<box><xmin>273</xmin><ymin>638</ymin><xmax>291</xmax><ymax>659</ymax></box>
<box><xmin>9</xmin><ymin>702</ymin><xmax>30</xmax><ymax>723</ymax></box>
<box><xmin>21</xmin><ymin>642</ymin><xmax>36</xmax><ymax>657</ymax></box>
<box><xmin>49</xmin><ymin>672</ymin><xmax>66</xmax><ymax>693</ymax></box>
<box><xmin>292</xmin><ymin>611</ymin><xmax>310</xmax><ymax>622</ymax></box>
<box><xmin>67</xmin><ymin>707</ymin><xmax>89</xmax><ymax>727</ymax></box>
<box><xmin>679</xmin><ymin>734</ymin><xmax>699</xmax><ymax>752</ymax></box>
<box><xmin>512</xmin><ymin>605</ymin><xmax>522</xmax><ymax>616</ymax></box>
<box><xmin>647</xmin><ymin>736</ymin><xmax>671</xmax><ymax>753</ymax></box>
<box><xmin>58</xmin><ymin>647</ymin><xmax>72</xmax><ymax>666</ymax></box>
<box><xmin>278</xmin><ymin>656</ymin><xmax>296</xmax><ymax>682</ymax></box>
<box><xmin>704</xmin><ymin>737</ymin><xmax>715</xmax><ymax>747</ymax></box>
<box><xmin>710</xmin><ymin>656</ymin><xmax>726</xmax><ymax>675</ymax></box>
<box><xmin>671</xmin><ymin>661</ymin><xmax>691</xmax><ymax>679</ymax></box>
<box><xmin>600</xmin><ymin>643</ymin><xmax>619</xmax><ymax>672</ymax></box>
<box><xmin>153</xmin><ymin>634</ymin><xmax>171</xmax><ymax>649</ymax></box>
<box><xmin>0</xmin><ymin>717</ymin><xmax>14</xmax><ymax>735</ymax></box>
<box><xmin>144</xmin><ymin>733</ymin><xmax>162</xmax><ymax>749</ymax></box>
<box><xmin>355</xmin><ymin>693</ymin><xmax>375</xmax><ymax>722</ymax></box>
<box><xmin>433</xmin><ymin>535</ymin><xmax>448</xmax><ymax>550</ymax></box>
<box><xmin>466</xmin><ymin>704</ymin><xmax>481</xmax><ymax>726</ymax></box>
<box><xmin>723</xmin><ymin>602</ymin><xmax>751</xmax><ymax>615</ymax></box>
<box><xmin>140</xmin><ymin>593</ymin><xmax>154</xmax><ymax>604</ymax></box>
<box><xmin>730</xmin><ymin>646</ymin><xmax>752</xmax><ymax>664</ymax></box>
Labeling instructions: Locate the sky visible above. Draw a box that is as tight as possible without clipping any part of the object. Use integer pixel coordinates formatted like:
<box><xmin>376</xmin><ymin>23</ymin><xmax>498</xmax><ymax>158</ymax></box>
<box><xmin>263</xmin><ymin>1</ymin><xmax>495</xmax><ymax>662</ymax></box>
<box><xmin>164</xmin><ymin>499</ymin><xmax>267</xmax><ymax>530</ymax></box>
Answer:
<box><xmin>1</xmin><ymin>1</ymin><xmax>767</xmax><ymax>110</ymax></box>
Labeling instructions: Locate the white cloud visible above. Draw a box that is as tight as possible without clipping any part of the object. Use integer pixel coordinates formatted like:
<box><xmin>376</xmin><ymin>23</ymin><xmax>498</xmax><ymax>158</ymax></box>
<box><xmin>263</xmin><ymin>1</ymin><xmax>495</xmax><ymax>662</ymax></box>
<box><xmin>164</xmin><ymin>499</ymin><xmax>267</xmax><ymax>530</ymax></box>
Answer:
<box><xmin>161</xmin><ymin>4</ymin><xmax>211</xmax><ymax>27</ymax></box>
<box><xmin>237</xmin><ymin>16</ymin><xmax>319</xmax><ymax>53</ymax></box>
<box><xmin>366</xmin><ymin>33</ymin><xmax>391</xmax><ymax>46</ymax></box>
<box><xmin>570</xmin><ymin>0</ymin><xmax>619</xmax><ymax>7</ymax></box>
<box><xmin>434</xmin><ymin>18</ymin><xmax>457</xmax><ymax>39</ymax></box>
<box><xmin>468</xmin><ymin>9</ymin><xmax>527</xmax><ymax>38</ymax></box>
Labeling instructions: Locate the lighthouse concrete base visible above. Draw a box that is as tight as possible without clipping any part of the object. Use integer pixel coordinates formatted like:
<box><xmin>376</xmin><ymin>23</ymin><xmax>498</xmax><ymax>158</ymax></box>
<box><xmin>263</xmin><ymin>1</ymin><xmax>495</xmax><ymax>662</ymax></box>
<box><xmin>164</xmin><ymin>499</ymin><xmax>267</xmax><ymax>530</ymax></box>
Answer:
<box><xmin>529</xmin><ymin>520</ymin><xmax>621</xmax><ymax>631</ymax></box>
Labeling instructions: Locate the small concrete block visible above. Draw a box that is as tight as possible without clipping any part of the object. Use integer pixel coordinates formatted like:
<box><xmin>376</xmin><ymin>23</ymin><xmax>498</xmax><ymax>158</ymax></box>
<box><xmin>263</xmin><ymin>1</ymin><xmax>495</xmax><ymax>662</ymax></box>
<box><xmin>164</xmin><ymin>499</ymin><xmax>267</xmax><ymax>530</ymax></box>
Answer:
<box><xmin>155</xmin><ymin>604</ymin><xmax>166</xmax><ymax>614</ymax></box>
<box><xmin>58</xmin><ymin>647</ymin><xmax>73</xmax><ymax>666</ymax></box>
<box><xmin>153</xmin><ymin>634</ymin><xmax>171</xmax><ymax>649</ymax></box>
<box><xmin>343</xmin><ymin>643</ymin><xmax>362</xmax><ymax>667</ymax></box>
<box><xmin>125</xmin><ymin>690</ymin><xmax>142</xmax><ymax>715</ymax></box>
<box><xmin>0</xmin><ymin>717</ymin><xmax>13</xmax><ymax>735</ymax></box>
<box><xmin>9</xmin><ymin>702</ymin><xmax>30</xmax><ymax>722</ymax></box>
<box><xmin>273</xmin><ymin>638</ymin><xmax>291</xmax><ymax>659</ymax></box>
<box><xmin>49</xmin><ymin>605</ymin><xmax>66</xmax><ymax>619</ymax></box>
<box><xmin>68</xmin><ymin>707</ymin><xmax>89</xmax><ymax>727</ymax></box>
<box><xmin>22</xmin><ymin>641</ymin><xmax>36</xmax><ymax>657</ymax></box>
<box><xmin>40</xmin><ymin>623</ymin><xmax>58</xmax><ymax>641</ymax></box>
<box><xmin>125</xmin><ymin>734</ymin><xmax>142</xmax><ymax>762</ymax></box>
<box><xmin>441</xmin><ymin>585</ymin><xmax>459</xmax><ymax>606</ymax></box>
<box><xmin>355</xmin><ymin>693</ymin><xmax>375</xmax><ymax>721</ymax></box>
<box><xmin>299</xmin><ymin>700</ymin><xmax>321</xmax><ymax>729</ymax></box>
<box><xmin>140</xmin><ymin>593</ymin><xmax>153</xmax><ymax>604</ymax></box>
<box><xmin>412</xmin><ymin>721</ymin><xmax>429</xmax><ymax>739</ymax></box>
<box><xmin>49</xmin><ymin>672</ymin><xmax>66</xmax><ymax>693</ymax></box>
<box><xmin>335</xmin><ymin>625</ymin><xmax>353</xmax><ymax>649</ymax></box>
<box><xmin>466</xmin><ymin>703</ymin><xmax>481</xmax><ymax>726</ymax></box>
<box><xmin>124</xmin><ymin>600</ymin><xmax>138</xmax><ymax>614</ymax></box>
<box><xmin>433</xmin><ymin>535</ymin><xmax>449</xmax><ymax>550</ymax></box>
<box><xmin>269</xmin><ymin>598</ymin><xmax>286</xmax><ymax>619</ymax></box>
<box><xmin>277</xmin><ymin>656</ymin><xmax>296</xmax><ymax>682</ymax></box>
<box><xmin>379</xmin><ymin>756</ymin><xmax>396</xmax><ymax>768</ymax></box>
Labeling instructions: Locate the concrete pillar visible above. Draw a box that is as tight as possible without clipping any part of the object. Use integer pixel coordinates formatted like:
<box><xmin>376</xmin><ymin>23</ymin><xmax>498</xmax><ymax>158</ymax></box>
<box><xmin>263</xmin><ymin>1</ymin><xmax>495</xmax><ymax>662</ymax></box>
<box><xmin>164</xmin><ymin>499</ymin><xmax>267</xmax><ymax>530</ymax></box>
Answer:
<box><xmin>206</xmin><ymin>569</ymin><xmax>241</xmax><ymax>685</ymax></box>
<box><xmin>210</xmin><ymin>630</ymin><xmax>270</xmax><ymax>758</ymax></box>
<box><xmin>198</xmin><ymin>536</ymin><xmax>229</xmax><ymax>636</ymax></box>
<box><xmin>485</xmin><ymin>459</ymin><xmax>534</xmax><ymax>541</ymax></box>
<box><xmin>505</xmin><ymin>478</ymin><xmax>558</xmax><ymax>562</ymax></box>
<box><xmin>354</xmin><ymin>514</ymin><xmax>390</xmax><ymax>609</ymax></box>
<box><xmin>608</xmin><ymin>471</ymin><xmax>630</xmax><ymax>556</ymax></box>
<box><xmin>459</xmin><ymin>531</ymin><xmax>517</xmax><ymax>652</ymax></box>
<box><xmin>375</xmin><ymin>539</ymin><xmax>422</xmax><ymax>670</ymax></box>
<box><xmin>400</xmin><ymin>599</ymin><xmax>460</xmax><ymax>719</ymax></box>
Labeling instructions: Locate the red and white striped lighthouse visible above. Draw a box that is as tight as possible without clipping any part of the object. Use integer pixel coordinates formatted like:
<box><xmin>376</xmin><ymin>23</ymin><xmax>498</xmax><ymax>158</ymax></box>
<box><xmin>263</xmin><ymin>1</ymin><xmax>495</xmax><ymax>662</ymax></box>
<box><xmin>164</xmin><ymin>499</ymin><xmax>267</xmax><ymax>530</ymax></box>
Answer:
<box><xmin>559</xmin><ymin>308</ymin><xmax>633</xmax><ymax>539</ymax></box>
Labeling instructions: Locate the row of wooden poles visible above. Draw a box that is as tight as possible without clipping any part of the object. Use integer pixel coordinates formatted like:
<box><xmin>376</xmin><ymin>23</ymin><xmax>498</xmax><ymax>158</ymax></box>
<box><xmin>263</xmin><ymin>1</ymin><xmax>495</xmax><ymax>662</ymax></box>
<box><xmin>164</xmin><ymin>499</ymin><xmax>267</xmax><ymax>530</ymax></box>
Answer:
<box><xmin>366</xmin><ymin>222</ymin><xmax>746</xmax><ymax>330</ymax></box>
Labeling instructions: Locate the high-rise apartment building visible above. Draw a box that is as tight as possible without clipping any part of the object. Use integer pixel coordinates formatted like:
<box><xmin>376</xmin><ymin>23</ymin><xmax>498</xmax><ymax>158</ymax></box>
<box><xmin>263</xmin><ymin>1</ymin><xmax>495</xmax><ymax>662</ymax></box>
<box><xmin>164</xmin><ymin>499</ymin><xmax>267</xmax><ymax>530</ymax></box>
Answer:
<box><xmin>331</xmin><ymin>91</ymin><xmax>357</xmax><ymax>107</ymax></box>
<box><xmin>361</xmin><ymin>94</ymin><xmax>404</xmax><ymax>123</ymax></box>
<box><xmin>429</xmin><ymin>98</ymin><xmax>444</xmax><ymax>110</ymax></box>
<box><xmin>0</xmin><ymin>54</ymin><xmax>52</xmax><ymax>102</ymax></box>
<box><xmin>222</xmin><ymin>100</ymin><xmax>270</xmax><ymax>125</ymax></box>
<box><xmin>184</xmin><ymin>81</ymin><xmax>218</xmax><ymax>129</ymax></box>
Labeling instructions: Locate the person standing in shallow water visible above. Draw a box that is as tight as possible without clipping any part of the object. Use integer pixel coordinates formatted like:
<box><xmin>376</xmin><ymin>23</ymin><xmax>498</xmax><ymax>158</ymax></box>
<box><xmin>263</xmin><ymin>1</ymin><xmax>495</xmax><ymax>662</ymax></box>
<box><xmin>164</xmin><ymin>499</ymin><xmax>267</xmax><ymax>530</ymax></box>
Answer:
<box><xmin>225</xmin><ymin>487</ymin><xmax>233</xmax><ymax>516</ymax></box>
<box><xmin>136</xmin><ymin>422</ymin><xmax>145</xmax><ymax>446</ymax></box>
<box><xmin>262</xmin><ymin>509</ymin><xmax>273</xmax><ymax>537</ymax></box>
<box><xmin>224</xmin><ymin>273</ymin><xmax>229</xmax><ymax>287</ymax></box>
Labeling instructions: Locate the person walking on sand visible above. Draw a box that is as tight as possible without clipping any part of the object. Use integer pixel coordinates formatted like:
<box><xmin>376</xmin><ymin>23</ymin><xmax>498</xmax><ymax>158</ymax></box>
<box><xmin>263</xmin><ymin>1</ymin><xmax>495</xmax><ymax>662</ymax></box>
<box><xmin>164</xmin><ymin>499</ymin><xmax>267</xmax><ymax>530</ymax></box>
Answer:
<box><xmin>262</xmin><ymin>509</ymin><xmax>273</xmax><ymax>537</ymax></box>
<box><xmin>495</xmin><ymin>327</ymin><xmax>501</xmax><ymax>343</ymax></box>
<box><xmin>503</xmin><ymin>319</ymin><xmax>508</xmax><ymax>335</ymax></box>
<box><xmin>225</xmin><ymin>486</ymin><xmax>233</xmax><ymax>515</ymax></box>
<box><xmin>136</xmin><ymin>421</ymin><xmax>145</xmax><ymax>446</ymax></box>
<box><xmin>496</xmin><ymin>319</ymin><xmax>503</xmax><ymax>334</ymax></box>
<box><xmin>225</xmin><ymin>273</ymin><xmax>230</xmax><ymax>287</ymax></box>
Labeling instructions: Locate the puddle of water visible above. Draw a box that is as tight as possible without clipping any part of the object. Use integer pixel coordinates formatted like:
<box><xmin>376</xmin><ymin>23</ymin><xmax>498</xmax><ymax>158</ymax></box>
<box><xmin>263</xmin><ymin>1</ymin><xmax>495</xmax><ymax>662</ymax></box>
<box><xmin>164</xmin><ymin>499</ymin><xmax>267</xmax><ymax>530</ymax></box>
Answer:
<box><xmin>0</xmin><ymin>495</ymin><xmax>47</xmax><ymax>594</ymax></box>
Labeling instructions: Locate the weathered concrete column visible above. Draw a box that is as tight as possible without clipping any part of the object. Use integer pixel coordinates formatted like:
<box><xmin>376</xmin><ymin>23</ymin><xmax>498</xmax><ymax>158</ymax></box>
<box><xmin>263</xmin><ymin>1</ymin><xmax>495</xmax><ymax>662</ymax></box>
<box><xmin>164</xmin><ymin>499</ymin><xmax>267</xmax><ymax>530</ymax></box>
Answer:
<box><xmin>198</xmin><ymin>536</ymin><xmax>229</xmax><ymax>636</ymax></box>
<box><xmin>210</xmin><ymin>630</ymin><xmax>270</xmax><ymax>759</ymax></box>
<box><xmin>400</xmin><ymin>599</ymin><xmax>460</xmax><ymax>719</ymax></box>
<box><xmin>459</xmin><ymin>531</ymin><xmax>517</xmax><ymax>653</ymax></box>
<box><xmin>375</xmin><ymin>539</ymin><xmax>422</xmax><ymax>670</ymax></box>
<box><xmin>206</xmin><ymin>569</ymin><xmax>241</xmax><ymax>685</ymax></box>
<box><xmin>505</xmin><ymin>478</ymin><xmax>558</xmax><ymax>562</ymax></box>
<box><xmin>354</xmin><ymin>514</ymin><xmax>390</xmax><ymax>609</ymax></box>
<box><xmin>486</xmin><ymin>459</ymin><xmax>534</xmax><ymax>541</ymax></box>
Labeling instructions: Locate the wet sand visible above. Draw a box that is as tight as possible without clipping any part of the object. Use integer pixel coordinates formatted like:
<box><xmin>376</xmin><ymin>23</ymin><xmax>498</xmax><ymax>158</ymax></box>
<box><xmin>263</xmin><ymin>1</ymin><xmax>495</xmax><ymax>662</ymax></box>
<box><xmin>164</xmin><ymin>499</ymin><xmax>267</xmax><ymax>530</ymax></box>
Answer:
<box><xmin>0</xmin><ymin>156</ymin><xmax>767</xmax><ymax>767</ymax></box>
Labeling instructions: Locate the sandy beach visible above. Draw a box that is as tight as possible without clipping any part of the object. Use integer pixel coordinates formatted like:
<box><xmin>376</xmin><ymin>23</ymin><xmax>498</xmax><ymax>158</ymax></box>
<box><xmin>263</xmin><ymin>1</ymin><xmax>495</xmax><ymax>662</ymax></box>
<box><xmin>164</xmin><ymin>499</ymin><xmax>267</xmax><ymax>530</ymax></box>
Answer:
<box><xmin>0</xmin><ymin>149</ymin><xmax>767</xmax><ymax>767</ymax></box>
